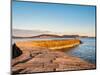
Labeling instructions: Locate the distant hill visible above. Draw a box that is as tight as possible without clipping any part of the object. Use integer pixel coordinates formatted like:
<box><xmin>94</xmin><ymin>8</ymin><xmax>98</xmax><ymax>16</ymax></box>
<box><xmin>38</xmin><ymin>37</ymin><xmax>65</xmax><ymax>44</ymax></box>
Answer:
<box><xmin>12</xmin><ymin>29</ymin><xmax>94</xmax><ymax>38</ymax></box>
<box><xmin>32</xmin><ymin>34</ymin><xmax>61</xmax><ymax>38</ymax></box>
<box><xmin>13</xmin><ymin>34</ymin><xmax>80</xmax><ymax>38</ymax></box>
<box><xmin>62</xmin><ymin>35</ymin><xmax>79</xmax><ymax>38</ymax></box>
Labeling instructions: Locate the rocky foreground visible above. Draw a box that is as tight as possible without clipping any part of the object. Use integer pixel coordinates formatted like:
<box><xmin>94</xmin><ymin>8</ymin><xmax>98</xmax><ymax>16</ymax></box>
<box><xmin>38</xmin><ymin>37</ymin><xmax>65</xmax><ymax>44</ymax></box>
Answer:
<box><xmin>12</xmin><ymin>44</ymin><xmax>95</xmax><ymax>74</ymax></box>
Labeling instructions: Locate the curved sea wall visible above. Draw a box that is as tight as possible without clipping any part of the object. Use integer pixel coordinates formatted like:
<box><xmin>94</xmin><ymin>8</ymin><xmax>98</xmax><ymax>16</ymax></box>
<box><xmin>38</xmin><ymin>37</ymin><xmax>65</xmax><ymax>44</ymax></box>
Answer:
<box><xmin>16</xmin><ymin>39</ymin><xmax>81</xmax><ymax>50</ymax></box>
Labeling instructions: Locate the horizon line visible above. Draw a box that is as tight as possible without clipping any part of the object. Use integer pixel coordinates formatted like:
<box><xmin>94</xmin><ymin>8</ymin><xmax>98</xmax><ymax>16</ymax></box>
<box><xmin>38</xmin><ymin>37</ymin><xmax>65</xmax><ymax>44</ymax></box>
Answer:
<box><xmin>13</xmin><ymin>28</ymin><xmax>96</xmax><ymax>37</ymax></box>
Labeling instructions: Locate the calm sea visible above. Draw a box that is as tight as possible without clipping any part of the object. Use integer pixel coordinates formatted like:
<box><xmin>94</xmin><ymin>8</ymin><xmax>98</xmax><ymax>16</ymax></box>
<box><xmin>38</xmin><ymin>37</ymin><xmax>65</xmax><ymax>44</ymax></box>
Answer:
<box><xmin>66</xmin><ymin>38</ymin><xmax>96</xmax><ymax>64</ymax></box>
<box><xmin>12</xmin><ymin>37</ymin><xmax>96</xmax><ymax>64</ymax></box>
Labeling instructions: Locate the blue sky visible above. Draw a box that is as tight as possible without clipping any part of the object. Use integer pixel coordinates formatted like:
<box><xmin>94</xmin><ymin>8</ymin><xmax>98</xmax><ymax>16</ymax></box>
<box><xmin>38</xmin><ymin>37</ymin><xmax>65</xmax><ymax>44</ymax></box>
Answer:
<box><xmin>12</xmin><ymin>1</ymin><xmax>96</xmax><ymax>37</ymax></box>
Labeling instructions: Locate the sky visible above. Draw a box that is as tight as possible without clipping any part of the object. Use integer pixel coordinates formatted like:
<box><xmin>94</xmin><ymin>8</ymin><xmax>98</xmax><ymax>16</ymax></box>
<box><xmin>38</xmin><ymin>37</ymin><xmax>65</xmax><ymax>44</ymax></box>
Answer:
<box><xmin>12</xmin><ymin>1</ymin><xmax>96</xmax><ymax>37</ymax></box>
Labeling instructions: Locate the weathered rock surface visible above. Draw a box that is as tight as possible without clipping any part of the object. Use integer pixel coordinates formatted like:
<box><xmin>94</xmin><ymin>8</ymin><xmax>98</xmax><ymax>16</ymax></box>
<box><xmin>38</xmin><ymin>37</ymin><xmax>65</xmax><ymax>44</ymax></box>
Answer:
<box><xmin>12</xmin><ymin>44</ymin><xmax>95</xmax><ymax>74</ymax></box>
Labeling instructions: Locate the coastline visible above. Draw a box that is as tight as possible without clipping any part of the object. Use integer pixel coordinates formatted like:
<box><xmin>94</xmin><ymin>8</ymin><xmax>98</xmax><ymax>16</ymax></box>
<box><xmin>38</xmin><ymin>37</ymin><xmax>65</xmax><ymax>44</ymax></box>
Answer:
<box><xmin>12</xmin><ymin>39</ymin><xmax>95</xmax><ymax>74</ymax></box>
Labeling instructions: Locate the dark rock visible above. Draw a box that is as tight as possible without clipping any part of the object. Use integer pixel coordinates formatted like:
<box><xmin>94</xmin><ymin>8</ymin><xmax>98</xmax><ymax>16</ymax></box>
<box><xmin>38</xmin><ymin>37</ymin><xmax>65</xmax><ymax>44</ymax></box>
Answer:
<box><xmin>12</xmin><ymin>43</ymin><xmax>22</xmax><ymax>59</ymax></box>
<box><xmin>80</xmin><ymin>40</ymin><xmax>83</xmax><ymax>44</ymax></box>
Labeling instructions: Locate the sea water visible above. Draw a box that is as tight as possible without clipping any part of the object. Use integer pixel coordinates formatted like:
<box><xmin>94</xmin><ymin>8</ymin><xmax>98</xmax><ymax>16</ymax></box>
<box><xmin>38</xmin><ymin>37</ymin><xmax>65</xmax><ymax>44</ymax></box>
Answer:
<box><xmin>66</xmin><ymin>38</ymin><xmax>96</xmax><ymax>64</ymax></box>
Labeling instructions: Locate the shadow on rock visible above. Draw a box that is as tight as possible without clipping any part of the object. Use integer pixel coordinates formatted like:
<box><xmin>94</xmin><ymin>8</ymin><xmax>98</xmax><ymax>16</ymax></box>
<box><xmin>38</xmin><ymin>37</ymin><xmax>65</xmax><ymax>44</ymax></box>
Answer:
<box><xmin>12</xmin><ymin>43</ymin><xmax>22</xmax><ymax>59</ymax></box>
